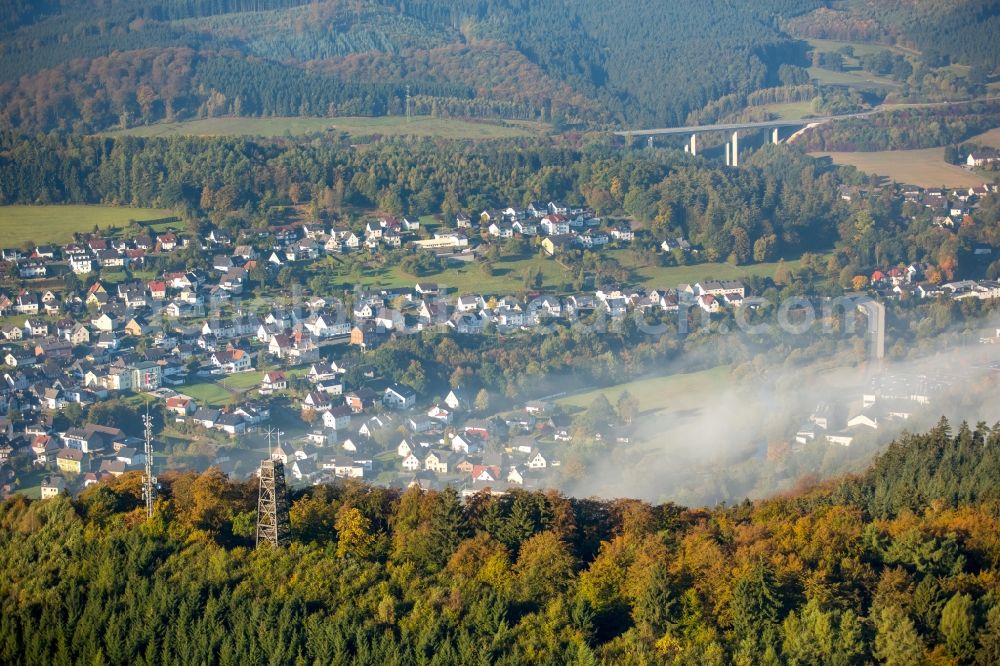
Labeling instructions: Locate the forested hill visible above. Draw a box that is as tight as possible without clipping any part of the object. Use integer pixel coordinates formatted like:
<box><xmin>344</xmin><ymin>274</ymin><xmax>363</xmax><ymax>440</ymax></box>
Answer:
<box><xmin>1</xmin><ymin>420</ymin><xmax>999</xmax><ymax>664</ymax></box>
<box><xmin>4</xmin><ymin>0</ymin><xmax>999</xmax><ymax>134</ymax></box>
<box><xmin>785</xmin><ymin>0</ymin><xmax>1000</xmax><ymax>71</ymax></box>
<box><xmin>0</xmin><ymin>0</ymin><xmax>819</xmax><ymax>132</ymax></box>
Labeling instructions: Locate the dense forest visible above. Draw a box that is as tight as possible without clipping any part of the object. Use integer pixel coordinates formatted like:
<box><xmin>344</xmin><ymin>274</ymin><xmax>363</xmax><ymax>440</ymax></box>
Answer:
<box><xmin>797</xmin><ymin>101</ymin><xmax>1000</xmax><ymax>152</ymax></box>
<box><xmin>1</xmin><ymin>1</ymin><xmax>997</xmax><ymax>132</ymax></box>
<box><xmin>0</xmin><ymin>0</ymin><xmax>824</xmax><ymax>131</ymax></box>
<box><xmin>785</xmin><ymin>0</ymin><xmax>1000</xmax><ymax>71</ymax></box>
<box><xmin>1</xmin><ymin>420</ymin><xmax>998</xmax><ymax>663</ymax></box>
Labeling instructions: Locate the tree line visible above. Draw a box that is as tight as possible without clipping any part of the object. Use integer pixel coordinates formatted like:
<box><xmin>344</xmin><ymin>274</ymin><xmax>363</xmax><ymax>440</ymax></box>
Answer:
<box><xmin>4</xmin><ymin>128</ymin><xmax>1000</xmax><ymax>279</ymax></box>
<box><xmin>0</xmin><ymin>419</ymin><xmax>998</xmax><ymax>663</ymax></box>
<box><xmin>797</xmin><ymin>101</ymin><xmax>1000</xmax><ymax>152</ymax></box>
<box><xmin>0</xmin><ymin>48</ymin><xmax>477</xmax><ymax>134</ymax></box>
<box><xmin>0</xmin><ymin>132</ymin><xmax>853</xmax><ymax>266</ymax></box>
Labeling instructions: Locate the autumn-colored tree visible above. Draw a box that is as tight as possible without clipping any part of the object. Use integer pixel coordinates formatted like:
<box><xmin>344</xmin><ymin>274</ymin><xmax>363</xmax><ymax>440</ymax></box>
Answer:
<box><xmin>474</xmin><ymin>389</ymin><xmax>491</xmax><ymax>413</ymax></box>
<box><xmin>753</xmin><ymin>234</ymin><xmax>777</xmax><ymax>263</ymax></box>
<box><xmin>616</xmin><ymin>390</ymin><xmax>639</xmax><ymax>425</ymax></box>
<box><xmin>178</xmin><ymin>467</ymin><xmax>239</xmax><ymax>534</ymax></box>
<box><xmin>731</xmin><ymin>227</ymin><xmax>752</xmax><ymax>264</ymax></box>
<box><xmin>774</xmin><ymin>259</ymin><xmax>792</xmax><ymax>286</ymax></box>
<box><xmin>335</xmin><ymin>506</ymin><xmax>375</xmax><ymax>559</ymax></box>
<box><xmin>289</xmin><ymin>487</ymin><xmax>339</xmax><ymax>543</ymax></box>
<box><xmin>515</xmin><ymin>531</ymin><xmax>575</xmax><ymax>602</ymax></box>
<box><xmin>447</xmin><ymin>532</ymin><xmax>509</xmax><ymax>584</ymax></box>
<box><xmin>610</xmin><ymin>176</ymin><xmax>623</xmax><ymax>201</ymax></box>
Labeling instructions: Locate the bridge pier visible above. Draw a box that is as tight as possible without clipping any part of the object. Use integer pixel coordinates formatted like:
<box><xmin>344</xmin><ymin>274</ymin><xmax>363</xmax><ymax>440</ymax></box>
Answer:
<box><xmin>731</xmin><ymin>131</ymin><xmax>739</xmax><ymax>167</ymax></box>
<box><xmin>725</xmin><ymin>142</ymin><xmax>731</xmax><ymax>166</ymax></box>
<box><xmin>690</xmin><ymin>134</ymin><xmax>697</xmax><ymax>157</ymax></box>
<box><xmin>772</xmin><ymin>127</ymin><xmax>779</xmax><ymax>144</ymax></box>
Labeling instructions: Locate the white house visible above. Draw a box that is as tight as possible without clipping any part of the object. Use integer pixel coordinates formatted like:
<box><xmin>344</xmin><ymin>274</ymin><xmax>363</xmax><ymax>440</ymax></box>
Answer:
<box><xmin>260</xmin><ymin>371</ymin><xmax>287</xmax><ymax>394</ymax></box>
<box><xmin>540</xmin><ymin>215</ymin><xmax>570</xmax><ymax>236</ymax></box>
<box><xmin>444</xmin><ymin>388</ymin><xmax>470</xmax><ymax>411</ymax></box>
<box><xmin>967</xmin><ymin>150</ymin><xmax>1000</xmax><ymax>167</ymax></box>
<box><xmin>847</xmin><ymin>412</ymin><xmax>879</xmax><ymax>430</ymax></box>
<box><xmin>212</xmin><ymin>349</ymin><xmax>252</xmax><ymax>374</ymax></box>
<box><xmin>450</xmin><ymin>433</ymin><xmax>482</xmax><ymax>455</ymax></box>
<box><xmin>69</xmin><ymin>255</ymin><xmax>94</xmax><ymax>274</ymax></box>
<box><xmin>321</xmin><ymin>406</ymin><xmax>352</xmax><ymax>430</ymax></box>
<box><xmin>455</xmin><ymin>295</ymin><xmax>486</xmax><ymax>313</ymax></box>
<box><xmin>427</xmin><ymin>404</ymin><xmax>453</xmax><ymax>424</ymax></box>
<box><xmin>825</xmin><ymin>432</ymin><xmax>855</xmax><ymax>446</ymax></box>
<box><xmin>526</xmin><ymin>448</ymin><xmax>547</xmax><ymax>469</ymax></box>
<box><xmin>384</xmin><ymin>383</ymin><xmax>417</xmax><ymax>409</ymax></box>
<box><xmin>401</xmin><ymin>453</ymin><xmax>421</xmax><ymax>472</ymax></box>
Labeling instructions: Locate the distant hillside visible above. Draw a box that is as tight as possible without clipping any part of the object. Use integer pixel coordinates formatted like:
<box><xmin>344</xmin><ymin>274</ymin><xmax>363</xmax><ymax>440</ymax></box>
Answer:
<box><xmin>0</xmin><ymin>1</ymin><xmax>997</xmax><ymax>134</ymax></box>
<box><xmin>0</xmin><ymin>0</ymin><xmax>819</xmax><ymax>132</ymax></box>
<box><xmin>785</xmin><ymin>0</ymin><xmax>1000</xmax><ymax>70</ymax></box>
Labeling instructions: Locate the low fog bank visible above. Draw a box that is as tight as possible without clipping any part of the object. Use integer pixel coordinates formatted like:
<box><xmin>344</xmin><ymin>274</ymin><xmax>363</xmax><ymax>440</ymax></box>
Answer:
<box><xmin>563</xmin><ymin>325</ymin><xmax>1000</xmax><ymax>507</ymax></box>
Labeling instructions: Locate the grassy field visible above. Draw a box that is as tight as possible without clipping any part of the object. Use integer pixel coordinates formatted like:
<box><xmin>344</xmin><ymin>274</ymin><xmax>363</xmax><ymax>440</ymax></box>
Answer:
<box><xmin>332</xmin><ymin>253</ymin><xmax>570</xmax><ymax>294</ymax></box>
<box><xmin>176</xmin><ymin>381</ymin><xmax>239</xmax><ymax>407</ymax></box>
<box><xmin>342</xmin><ymin>249</ymin><xmax>825</xmax><ymax>296</ymax></box>
<box><xmin>558</xmin><ymin>365</ymin><xmax>732</xmax><ymax>413</ymax></box>
<box><xmin>806</xmin><ymin>38</ymin><xmax>913</xmax><ymax>60</ymax></box>
<box><xmin>753</xmin><ymin>101</ymin><xmax>817</xmax><ymax>121</ymax></box>
<box><xmin>807</xmin><ymin>66</ymin><xmax>898</xmax><ymax>90</ymax></box>
<box><xmin>803</xmin><ymin>39</ymin><xmax>901</xmax><ymax>90</ymax></box>
<box><xmin>811</xmin><ymin>148</ymin><xmax>988</xmax><ymax>187</ymax></box>
<box><xmin>608</xmin><ymin>249</ymin><xmax>823</xmax><ymax>288</ymax></box>
<box><xmin>402</xmin><ymin>256</ymin><xmax>569</xmax><ymax>293</ymax></box>
<box><xmin>176</xmin><ymin>368</ymin><xmax>301</xmax><ymax>406</ymax></box>
<box><xmin>13</xmin><ymin>467</ymin><xmax>51</xmax><ymax>500</ymax></box>
<box><xmin>0</xmin><ymin>205</ymin><xmax>175</xmax><ymax>246</ymax></box>
<box><xmin>221</xmin><ymin>371</ymin><xmax>266</xmax><ymax>390</ymax></box>
<box><xmin>103</xmin><ymin>116</ymin><xmax>544</xmax><ymax>140</ymax></box>
<box><xmin>968</xmin><ymin>127</ymin><xmax>1000</xmax><ymax>149</ymax></box>
<box><xmin>805</xmin><ymin>39</ymin><xmax>910</xmax><ymax>90</ymax></box>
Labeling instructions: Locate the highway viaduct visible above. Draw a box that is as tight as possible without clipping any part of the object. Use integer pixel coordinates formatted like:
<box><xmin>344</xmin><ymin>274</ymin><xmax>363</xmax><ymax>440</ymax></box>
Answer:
<box><xmin>613</xmin><ymin>110</ymin><xmax>879</xmax><ymax>166</ymax></box>
<box><xmin>614</xmin><ymin>97</ymin><xmax>1000</xmax><ymax>166</ymax></box>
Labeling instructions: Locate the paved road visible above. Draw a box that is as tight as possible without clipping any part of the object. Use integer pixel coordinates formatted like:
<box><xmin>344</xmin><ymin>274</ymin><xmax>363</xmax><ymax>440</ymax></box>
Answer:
<box><xmin>613</xmin><ymin>97</ymin><xmax>1000</xmax><ymax>137</ymax></box>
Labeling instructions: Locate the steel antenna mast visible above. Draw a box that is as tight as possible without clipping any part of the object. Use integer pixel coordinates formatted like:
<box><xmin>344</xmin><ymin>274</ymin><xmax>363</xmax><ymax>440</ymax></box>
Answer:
<box><xmin>142</xmin><ymin>405</ymin><xmax>156</xmax><ymax>519</ymax></box>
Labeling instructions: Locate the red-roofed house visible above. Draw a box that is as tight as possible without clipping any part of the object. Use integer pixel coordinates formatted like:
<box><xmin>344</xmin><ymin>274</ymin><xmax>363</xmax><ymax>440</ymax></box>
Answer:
<box><xmin>158</xmin><ymin>232</ymin><xmax>178</xmax><ymax>251</ymax></box>
<box><xmin>260</xmin><ymin>371</ymin><xmax>288</xmax><ymax>394</ymax></box>
<box><xmin>698</xmin><ymin>293</ymin><xmax>720</xmax><ymax>313</ymax></box>
<box><xmin>471</xmin><ymin>464</ymin><xmax>501</xmax><ymax>483</ymax></box>
<box><xmin>165</xmin><ymin>395</ymin><xmax>197</xmax><ymax>416</ymax></box>
<box><xmin>212</xmin><ymin>349</ymin><xmax>252</xmax><ymax>374</ymax></box>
